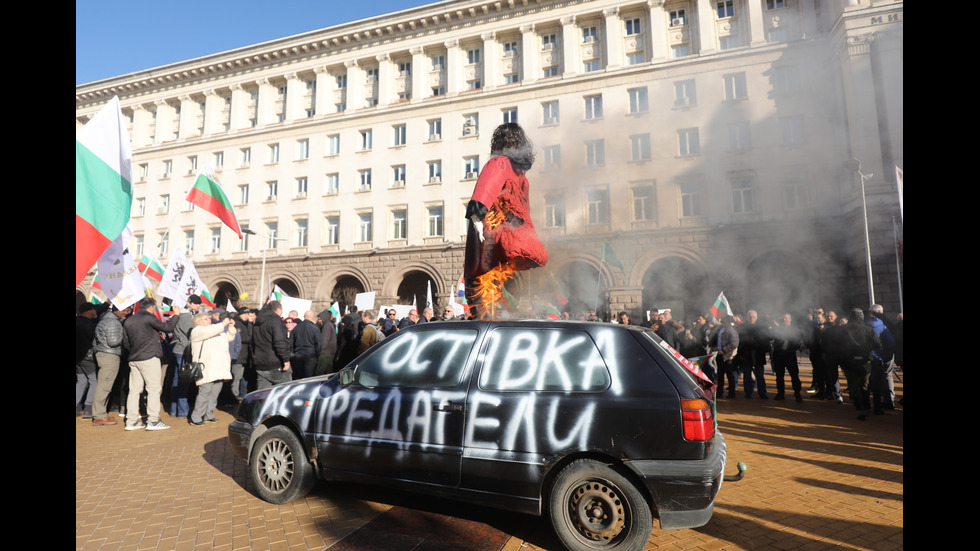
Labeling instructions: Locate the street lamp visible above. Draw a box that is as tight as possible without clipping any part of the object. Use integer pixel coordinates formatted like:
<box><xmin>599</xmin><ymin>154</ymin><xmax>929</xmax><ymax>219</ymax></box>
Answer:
<box><xmin>242</xmin><ymin>228</ymin><xmax>288</xmax><ymax>306</ymax></box>
<box><xmin>843</xmin><ymin>159</ymin><xmax>875</xmax><ymax>306</ymax></box>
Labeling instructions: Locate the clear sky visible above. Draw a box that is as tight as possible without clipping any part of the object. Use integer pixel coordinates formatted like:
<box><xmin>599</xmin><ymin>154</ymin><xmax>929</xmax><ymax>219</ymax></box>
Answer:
<box><xmin>76</xmin><ymin>0</ymin><xmax>434</xmax><ymax>85</ymax></box>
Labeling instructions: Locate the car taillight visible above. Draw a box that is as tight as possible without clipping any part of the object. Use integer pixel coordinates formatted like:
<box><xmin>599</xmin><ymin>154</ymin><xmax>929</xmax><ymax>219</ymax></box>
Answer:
<box><xmin>680</xmin><ymin>399</ymin><xmax>715</xmax><ymax>442</ymax></box>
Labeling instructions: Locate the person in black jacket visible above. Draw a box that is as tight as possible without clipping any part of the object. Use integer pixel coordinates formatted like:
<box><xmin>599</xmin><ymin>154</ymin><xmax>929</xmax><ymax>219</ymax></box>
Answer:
<box><xmin>290</xmin><ymin>310</ymin><xmax>322</xmax><ymax>380</ymax></box>
<box><xmin>771</xmin><ymin>312</ymin><xmax>804</xmax><ymax>402</ymax></box>
<box><xmin>76</xmin><ymin>303</ymin><xmax>100</xmax><ymax>418</ymax></box>
<box><xmin>252</xmin><ymin>301</ymin><xmax>292</xmax><ymax>389</ymax></box>
<box><xmin>840</xmin><ymin>308</ymin><xmax>882</xmax><ymax>420</ymax></box>
<box><xmin>122</xmin><ymin>298</ymin><xmax>180</xmax><ymax>431</ymax></box>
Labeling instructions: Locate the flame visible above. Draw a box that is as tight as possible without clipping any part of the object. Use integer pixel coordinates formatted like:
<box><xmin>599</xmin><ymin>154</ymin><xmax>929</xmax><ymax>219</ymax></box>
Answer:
<box><xmin>485</xmin><ymin>208</ymin><xmax>505</xmax><ymax>230</ymax></box>
<box><xmin>473</xmin><ymin>261</ymin><xmax>517</xmax><ymax>320</ymax></box>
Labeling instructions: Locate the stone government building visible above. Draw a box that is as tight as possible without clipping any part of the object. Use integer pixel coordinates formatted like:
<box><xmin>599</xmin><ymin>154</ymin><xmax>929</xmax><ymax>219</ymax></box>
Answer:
<box><xmin>75</xmin><ymin>0</ymin><xmax>903</xmax><ymax>321</ymax></box>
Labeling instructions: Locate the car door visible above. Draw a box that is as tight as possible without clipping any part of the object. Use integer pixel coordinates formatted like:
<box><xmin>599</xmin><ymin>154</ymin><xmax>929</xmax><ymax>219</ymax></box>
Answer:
<box><xmin>312</xmin><ymin>325</ymin><xmax>479</xmax><ymax>487</ymax></box>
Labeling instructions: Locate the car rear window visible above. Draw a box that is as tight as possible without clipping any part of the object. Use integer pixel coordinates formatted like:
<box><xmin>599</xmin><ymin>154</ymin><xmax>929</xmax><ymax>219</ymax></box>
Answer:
<box><xmin>479</xmin><ymin>328</ymin><xmax>611</xmax><ymax>391</ymax></box>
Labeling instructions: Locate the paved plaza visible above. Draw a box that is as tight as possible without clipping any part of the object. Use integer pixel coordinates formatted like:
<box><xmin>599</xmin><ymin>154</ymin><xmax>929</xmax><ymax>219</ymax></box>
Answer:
<box><xmin>76</xmin><ymin>363</ymin><xmax>903</xmax><ymax>550</ymax></box>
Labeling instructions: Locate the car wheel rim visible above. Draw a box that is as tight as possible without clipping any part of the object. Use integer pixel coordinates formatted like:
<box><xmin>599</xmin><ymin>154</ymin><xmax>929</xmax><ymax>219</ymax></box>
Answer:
<box><xmin>567</xmin><ymin>480</ymin><xmax>627</xmax><ymax>544</ymax></box>
<box><xmin>257</xmin><ymin>438</ymin><xmax>294</xmax><ymax>492</ymax></box>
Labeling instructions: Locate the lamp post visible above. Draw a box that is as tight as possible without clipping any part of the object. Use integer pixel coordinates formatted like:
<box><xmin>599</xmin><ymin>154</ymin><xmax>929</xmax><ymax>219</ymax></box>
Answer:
<box><xmin>242</xmin><ymin>228</ymin><xmax>287</xmax><ymax>306</ymax></box>
<box><xmin>843</xmin><ymin>159</ymin><xmax>875</xmax><ymax>306</ymax></box>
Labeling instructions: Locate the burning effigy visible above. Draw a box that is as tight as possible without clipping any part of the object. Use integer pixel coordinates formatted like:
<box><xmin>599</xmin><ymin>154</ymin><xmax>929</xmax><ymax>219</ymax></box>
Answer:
<box><xmin>464</xmin><ymin>123</ymin><xmax>548</xmax><ymax>319</ymax></box>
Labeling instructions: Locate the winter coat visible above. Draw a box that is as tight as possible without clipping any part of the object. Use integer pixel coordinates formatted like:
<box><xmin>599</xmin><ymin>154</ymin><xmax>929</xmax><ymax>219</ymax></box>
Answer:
<box><xmin>251</xmin><ymin>308</ymin><xmax>291</xmax><ymax>371</ymax></box>
<box><xmin>189</xmin><ymin>323</ymin><xmax>236</xmax><ymax>386</ymax></box>
<box><xmin>123</xmin><ymin>309</ymin><xmax>178</xmax><ymax>362</ymax></box>
<box><xmin>94</xmin><ymin>311</ymin><xmax>125</xmax><ymax>355</ymax></box>
<box><xmin>291</xmin><ymin>319</ymin><xmax>322</xmax><ymax>357</ymax></box>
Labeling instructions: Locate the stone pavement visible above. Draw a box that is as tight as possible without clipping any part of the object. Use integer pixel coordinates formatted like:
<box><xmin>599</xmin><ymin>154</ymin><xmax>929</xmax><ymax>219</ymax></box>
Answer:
<box><xmin>76</xmin><ymin>363</ymin><xmax>902</xmax><ymax>550</ymax></box>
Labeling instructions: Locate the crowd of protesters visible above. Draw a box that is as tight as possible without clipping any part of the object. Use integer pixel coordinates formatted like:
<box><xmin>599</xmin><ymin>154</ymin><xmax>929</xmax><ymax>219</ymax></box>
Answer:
<box><xmin>77</xmin><ymin>296</ymin><xmax>902</xmax><ymax>429</ymax></box>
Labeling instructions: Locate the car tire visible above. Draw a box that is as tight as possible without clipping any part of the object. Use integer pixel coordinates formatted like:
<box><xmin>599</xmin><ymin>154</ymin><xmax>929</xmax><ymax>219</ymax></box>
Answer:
<box><xmin>549</xmin><ymin>459</ymin><xmax>653</xmax><ymax>551</ymax></box>
<box><xmin>249</xmin><ymin>426</ymin><xmax>316</xmax><ymax>504</ymax></box>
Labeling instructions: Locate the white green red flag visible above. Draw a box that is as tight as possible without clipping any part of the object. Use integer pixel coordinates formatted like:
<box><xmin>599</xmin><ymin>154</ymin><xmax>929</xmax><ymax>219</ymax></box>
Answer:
<box><xmin>709</xmin><ymin>292</ymin><xmax>733</xmax><ymax>320</ymax></box>
<box><xmin>601</xmin><ymin>240</ymin><xmax>625</xmax><ymax>272</ymax></box>
<box><xmin>200</xmin><ymin>287</ymin><xmax>216</xmax><ymax>309</ymax></box>
<box><xmin>138</xmin><ymin>254</ymin><xmax>165</xmax><ymax>283</ymax></box>
<box><xmin>89</xmin><ymin>294</ymin><xmax>103</xmax><ymax>305</ymax></box>
<box><xmin>535</xmin><ymin>301</ymin><xmax>562</xmax><ymax>320</ymax></box>
<box><xmin>186</xmin><ymin>170</ymin><xmax>242</xmax><ymax>238</ymax></box>
<box><xmin>76</xmin><ymin>96</ymin><xmax>133</xmax><ymax>285</ymax></box>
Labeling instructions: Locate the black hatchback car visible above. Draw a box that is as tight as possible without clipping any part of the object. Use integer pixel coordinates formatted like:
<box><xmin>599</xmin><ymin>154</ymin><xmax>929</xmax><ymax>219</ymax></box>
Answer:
<box><xmin>229</xmin><ymin>320</ymin><xmax>726</xmax><ymax>551</ymax></box>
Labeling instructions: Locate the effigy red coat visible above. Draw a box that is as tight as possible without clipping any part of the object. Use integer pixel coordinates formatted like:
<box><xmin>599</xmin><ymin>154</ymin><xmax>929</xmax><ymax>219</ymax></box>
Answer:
<box><xmin>464</xmin><ymin>156</ymin><xmax>548</xmax><ymax>280</ymax></box>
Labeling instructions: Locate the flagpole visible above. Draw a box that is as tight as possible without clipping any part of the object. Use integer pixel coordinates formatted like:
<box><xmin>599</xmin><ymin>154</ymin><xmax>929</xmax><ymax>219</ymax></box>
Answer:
<box><xmin>844</xmin><ymin>159</ymin><xmax>875</xmax><ymax>306</ymax></box>
<box><xmin>893</xmin><ymin>217</ymin><xmax>903</xmax><ymax>313</ymax></box>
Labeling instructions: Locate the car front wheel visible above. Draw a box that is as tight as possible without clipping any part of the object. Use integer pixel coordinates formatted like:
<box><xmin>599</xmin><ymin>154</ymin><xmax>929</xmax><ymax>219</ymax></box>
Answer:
<box><xmin>549</xmin><ymin>459</ymin><xmax>653</xmax><ymax>551</ymax></box>
<box><xmin>249</xmin><ymin>426</ymin><xmax>316</xmax><ymax>504</ymax></box>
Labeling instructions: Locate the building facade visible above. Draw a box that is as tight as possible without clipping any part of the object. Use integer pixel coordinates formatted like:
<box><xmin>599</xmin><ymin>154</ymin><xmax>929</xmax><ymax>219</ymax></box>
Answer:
<box><xmin>75</xmin><ymin>0</ymin><xmax>904</xmax><ymax>320</ymax></box>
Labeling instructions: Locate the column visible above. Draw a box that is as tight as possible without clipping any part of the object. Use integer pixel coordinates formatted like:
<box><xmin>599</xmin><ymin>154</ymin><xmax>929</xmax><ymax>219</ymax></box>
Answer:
<box><xmin>520</xmin><ymin>24</ymin><xmax>537</xmax><ymax>83</ymax></box>
<box><xmin>696</xmin><ymin>0</ymin><xmax>716</xmax><ymax>54</ymax></box>
<box><xmin>444</xmin><ymin>39</ymin><xmax>461</xmax><ymax>95</ymax></box>
<box><xmin>344</xmin><ymin>60</ymin><xmax>363</xmax><ymax>110</ymax></box>
<box><xmin>648</xmin><ymin>1</ymin><xmax>669</xmax><ymax>63</ymax></box>
<box><xmin>285</xmin><ymin>72</ymin><xmax>305</xmax><ymax>121</ymax></box>
<box><xmin>202</xmin><ymin>90</ymin><xmax>222</xmax><ymax>135</ymax></box>
<box><xmin>747</xmin><ymin>0</ymin><xmax>766</xmax><ymax>45</ymax></box>
<box><xmin>255</xmin><ymin>78</ymin><xmax>276</xmax><ymax>126</ymax></box>
<box><xmin>560</xmin><ymin>15</ymin><xmax>578</xmax><ymax>76</ymax></box>
<box><xmin>603</xmin><ymin>7</ymin><xmax>622</xmax><ymax>69</ymax></box>
<box><xmin>153</xmin><ymin>100</ymin><xmax>174</xmax><ymax>144</ymax></box>
<box><xmin>481</xmin><ymin>32</ymin><xmax>498</xmax><ymax>90</ymax></box>
<box><xmin>314</xmin><ymin>67</ymin><xmax>333</xmax><ymax>116</ymax></box>
<box><xmin>410</xmin><ymin>46</ymin><xmax>426</xmax><ymax>103</ymax></box>
<box><xmin>178</xmin><ymin>95</ymin><xmax>196</xmax><ymax>138</ymax></box>
<box><xmin>376</xmin><ymin>53</ymin><xmax>393</xmax><ymax>106</ymax></box>
<box><xmin>229</xmin><ymin>84</ymin><xmax>249</xmax><ymax>130</ymax></box>
<box><xmin>132</xmin><ymin>104</ymin><xmax>151</xmax><ymax>147</ymax></box>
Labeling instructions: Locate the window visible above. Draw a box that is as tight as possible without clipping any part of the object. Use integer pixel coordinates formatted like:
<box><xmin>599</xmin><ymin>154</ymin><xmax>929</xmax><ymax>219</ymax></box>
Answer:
<box><xmin>582</xmin><ymin>26</ymin><xmax>597</xmax><ymax>43</ymax></box>
<box><xmin>632</xmin><ymin>186</ymin><xmax>655</xmax><ymax>221</ymax></box>
<box><xmin>781</xmin><ymin>116</ymin><xmax>805</xmax><ymax>144</ymax></box>
<box><xmin>297</xmin><ymin>139</ymin><xmax>309</xmax><ymax>160</ymax></box>
<box><xmin>628</xmin><ymin>88</ymin><xmax>649</xmax><ymax>113</ymax></box>
<box><xmin>392</xmin><ymin>165</ymin><xmax>406</xmax><ymax>187</ymax></box>
<box><xmin>671</xmin><ymin>44</ymin><xmax>690</xmax><ymax>58</ymax></box>
<box><xmin>159</xmin><ymin>194</ymin><xmax>170</xmax><ymax>214</ymax></box>
<box><xmin>728</xmin><ymin>122</ymin><xmax>751</xmax><ymax>150</ymax></box>
<box><xmin>336</xmin><ymin>102</ymin><xmax>346</xmax><ymax>113</ymax></box>
<box><xmin>428</xmin><ymin>119</ymin><xmax>442</xmax><ymax>141</ymax></box>
<box><xmin>586</xmin><ymin>140</ymin><xmax>605</xmax><ymax>167</ymax></box>
<box><xmin>766</xmin><ymin>0</ymin><xmax>785</xmax><ymax>9</ymax></box>
<box><xmin>162</xmin><ymin>159</ymin><xmax>172</xmax><ymax>178</ymax></box>
<box><xmin>265</xmin><ymin>222</ymin><xmax>278</xmax><ymax>249</ymax></box>
<box><xmin>239</xmin><ymin>225</ymin><xmax>249</xmax><ymax>251</ymax></box>
<box><xmin>295</xmin><ymin>219</ymin><xmax>308</xmax><ymax>247</ymax></box>
<box><xmin>360</xmin><ymin>129</ymin><xmax>372</xmax><ymax>151</ymax></box>
<box><xmin>674</xmin><ymin>80</ymin><xmax>696</xmax><ymax>107</ymax></box>
<box><xmin>187</xmin><ymin>155</ymin><xmax>198</xmax><ymax>174</ymax></box>
<box><xmin>213</xmin><ymin>151</ymin><xmax>224</xmax><ymax>170</ymax></box>
<box><xmin>210</xmin><ymin>228</ymin><xmax>221</xmax><ymax>253</ymax></box>
<box><xmin>295</xmin><ymin>177</ymin><xmax>308</xmax><ymax>198</ymax></box>
<box><xmin>464</xmin><ymin>156</ymin><xmax>480</xmax><ymax>179</ymax></box>
<box><xmin>719</xmin><ymin>36</ymin><xmax>739</xmax><ymax>50</ymax></box>
<box><xmin>398</xmin><ymin>61</ymin><xmax>412</xmax><ymax>76</ymax></box>
<box><xmin>631</xmin><ymin>134</ymin><xmax>651</xmax><ymax>161</ymax></box>
<box><xmin>467</xmin><ymin>48</ymin><xmax>481</xmax><ymax>65</ymax></box>
<box><xmin>724</xmin><ymin>73</ymin><xmax>748</xmax><ymax>100</ymax></box>
<box><xmin>365</xmin><ymin>68</ymin><xmax>378</xmax><ymax>83</ymax></box>
<box><xmin>585</xmin><ymin>95</ymin><xmax>603</xmax><ymax>119</ymax></box>
<box><xmin>267</xmin><ymin>144</ymin><xmax>279</xmax><ymax>164</ymax></box>
<box><xmin>627</xmin><ymin>53</ymin><xmax>645</xmax><ymax>65</ymax></box>
<box><xmin>784</xmin><ymin>176</ymin><xmax>810</xmax><ymax>210</ymax></box>
<box><xmin>391</xmin><ymin>210</ymin><xmax>407</xmax><ymax>239</ymax></box>
<box><xmin>159</xmin><ymin>232</ymin><xmax>169</xmax><ymax>256</ymax></box>
<box><xmin>365</xmin><ymin>98</ymin><xmax>379</xmax><ymax>108</ymax></box>
<box><xmin>431</xmin><ymin>55</ymin><xmax>445</xmax><ymax>71</ymax></box>
<box><xmin>542</xmin><ymin>66</ymin><xmax>559</xmax><ymax>78</ymax></box>
<box><xmin>625</xmin><ymin>17</ymin><xmax>642</xmax><ymax>36</ymax></box>
<box><xmin>427</xmin><ymin>206</ymin><xmax>444</xmax><ymax>237</ymax></box>
<box><xmin>542</xmin><ymin>33</ymin><xmax>558</xmax><ymax>50</ymax></box>
<box><xmin>428</xmin><ymin>161</ymin><xmax>443</xmax><ymax>183</ymax></box>
<box><xmin>773</xmin><ymin>65</ymin><xmax>801</xmax><ymax>95</ymax></box>
<box><xmin>681</xmin><ymin>183</ymin><xmax>703</xmax><ymax>217</ymax></box>
<box><xmin>327</xmin><ymin>134</ymin><xmax>340</xmax><ymax>155</ymax></box>
<box><xmin>480</xmin><ymin>328</ymin><xmax>609</xmax><ymax>391</ymax></box>
<box><xmin>184</xmin><ymin>199</ymin><xmax>196</xmax><ymax>212</ymax></box>
<box><xmin>669</xmin><ymin>9</ymin><xmax>687</xmax><ymax>26</ymax></box>
<box><xmin>393</xmin><ymin>124</ymin><xmax>406</xmax><ymax>146</ymax></box>
<box><xmin>678</xmin><ymin>128</ymin><xmax>700</xmax><ymax>156</ymax></box>
<box><xmin>502</xmin><ymin>107</ymin><xmax>518</xmax><ymax>124</ymax></box>
<box><xmin>138</xmin><ymin>163</ymin><xmax>148</xmax><ymax>181</ymax></box>
<box><xmin>240</xmin><ymin>147</ymin><xmax>251</xmax><ymax>168</ymax></box>
<box><xmin>587</xmin><ymin>188</ymin><xmax>609</xmax><ymax>224</ymax></box>
<box><xmin>463</xmin><ymin>114</ymin><xmax>479</xmax><ymax>136</ymax></box>
<box><xmin>238</xmin><ymin>184</ymin><xmax>249</xmax><ymax>205</ymax></box>
<box><xmin>326</xmin><ymin>173</ymin><xmax>339</xmax><ymax>195</ymax></box>
<box><xmin>504</xmin><ymin>73</ymin><xmax>520</xmax><ymax>84</ymax></box>
<box><xmin>398</xmin><ymin>92</ymin><xmax>412</xmax><ymax>101</ymax></box>
<box><xmin>357</xmin><ymin>213</ymin><xmax>373</xmax><ymax>243</ymax></box>
<box><xmin>359</xmin><ymin>169</ymin><xmax>372</xmax><ymax>191</ymax></box>
<box><xmin>266</xmin><ymin>181</ymin><xmax>278</xmax><ymax>200</ymax></box>
<box><xmin>583</xmin><ymin>60</ymin><xmax>600</xmax><ymax>73</ymax></box>
<box><xmin>432</xmin><ymin>86</ymin><xmax>447</xmax><ymax>97</ymax></box>
<box><xmin>731</xmin><ymin>177</ymin><xmax>756</xmax><ymax>214</ymax></box>
<box><xmin>324</xmin><ymin>216</ymin><xmax>339</xmax><ymax>245</ymax></box>
<box><xmin>544</xmin><ymin>194</ymin><xmax>565</xmax><ymax>228</ymax></box>
<box><xmin>467</xmin><ymin>79</ymin><xmax>482</xmax><ymax>91</ymax></box>
<box><xmin>542</xmin><ymin>101</ymin><xmax>559</xmax><ymax>125</ymax></box>
<box><xmin>543</xmin><ymin>145</ymin><xmax>561</xmax><ymax>171</ymax></box>
<box><xmin>717</xmin><ymin>1</ymin><xmax>734</xmax><ymax>18</ymax></box>
<box><xmin>768</xmin><ymin>27</ymin><xmax>788</xmax><ymax>43</ymax></box>
<box><xmin>184</xmin><ymin>230</ymin><xmax>195</xmax><ymax>254</ymax></box>
<box><xmin>134</xmin><ymin>234</ymin><xmax>144</xmax><ymax>257</ymax></box>
<box><xmin>135</xmin><ymin>198</ymin><xmax>145</xmax><ymax>217</ymax></box>
<box><xmin>503</xmin><ymin>41</ymin><xmax>519</xmax><ymax>57</ymax></box>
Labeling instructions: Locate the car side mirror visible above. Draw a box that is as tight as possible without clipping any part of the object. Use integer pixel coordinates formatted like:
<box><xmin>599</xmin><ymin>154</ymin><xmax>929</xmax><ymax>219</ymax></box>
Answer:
<box><xmin>338</xmin><ymin>367</ymin><xmax>354</xmax><ymax>387</ymax></box>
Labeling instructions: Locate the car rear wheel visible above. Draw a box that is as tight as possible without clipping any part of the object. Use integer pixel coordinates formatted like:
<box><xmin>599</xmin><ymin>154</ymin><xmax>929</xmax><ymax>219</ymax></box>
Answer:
<box><xmin>249</xmin><ymin>426</ymin><xmax>316</xmax><ymax>504</ymax></box>
<box><xmin>549</xmin><ymin>459</ymin><xmax>653</xmax><ymax>551</ymax></box>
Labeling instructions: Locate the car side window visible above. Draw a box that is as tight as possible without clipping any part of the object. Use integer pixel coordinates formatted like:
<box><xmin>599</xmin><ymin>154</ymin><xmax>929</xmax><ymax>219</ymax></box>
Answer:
<box><xmin>479</xmin><ymin>328</ymin><xmax>610</xmax><ymax>391</ymax></box>
<box><xmin>354</xmin><ymin>328</ymin><xmax>478</xmax><ymax>388</ymax></box>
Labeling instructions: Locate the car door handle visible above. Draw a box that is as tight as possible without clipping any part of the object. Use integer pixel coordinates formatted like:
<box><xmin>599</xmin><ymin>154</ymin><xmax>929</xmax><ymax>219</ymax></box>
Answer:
<box><xmin>433</xmin><ymin>401</ymin><xmax>463</xmax><ymax>412</ymax></box>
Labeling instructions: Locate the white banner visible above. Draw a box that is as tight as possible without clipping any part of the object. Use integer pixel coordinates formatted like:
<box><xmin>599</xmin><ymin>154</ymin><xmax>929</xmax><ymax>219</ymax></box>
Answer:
<box><xmin>96</xmin><ymin>225</ymin><xmax>144</xmax><ymax>310</ymax></box>
<box><xmin>355</xmin><ymin>291</ymin><xmax>376</xmax><ymax>312</ymax></box>
<box><xmin>157</xmin><ymin>248</ymin><xmax>206</xmax><ymax>308</ymax></box>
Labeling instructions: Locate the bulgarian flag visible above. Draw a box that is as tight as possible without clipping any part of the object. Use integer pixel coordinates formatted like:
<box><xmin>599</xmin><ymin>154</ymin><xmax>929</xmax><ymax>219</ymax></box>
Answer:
<box><xmin>185</xmin><ymin>169</ymin><xmax>242</xmax><ymax>238</ymax></box>
<box><xmin>500</xmin><ymin>285</ymin><xmax>517</xmax><ymax>311</ymax></box>
<box><xmin>536</xmin><ymin>301</ymin><xmax>562</xmax><ymax>320</ymax></box>
<box><xmin>76</xmin><ymin>96</ymin><xmax>133</xmax><ymax>285</ymax></box>
<box><xmin>548</xmin><ymin>272</ymin><xmax>569</xmax><ymax>306</ymax></box>
<box><xmin>709</xmin><ymin>292</ymin><xmax>733</xmax><ymax>320</ymax></box>
<box><xmin>138</xmin><ymin>254</ymin><xmax>164</xmax><ymax>283</ymax></box>
<box><xmin>91</xmin><ymin>275</ymin><xmax>102</xmax><ymax>290</ymax></box>
<box><xmin>200</xmin><ymin>287</ymin><xmax>216</xmax><ymax>309</ymax></box>
<box><xmin>90</xmin><ymin>294</ymin><xmax>103</xmax><ymax>305</ymax></box>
